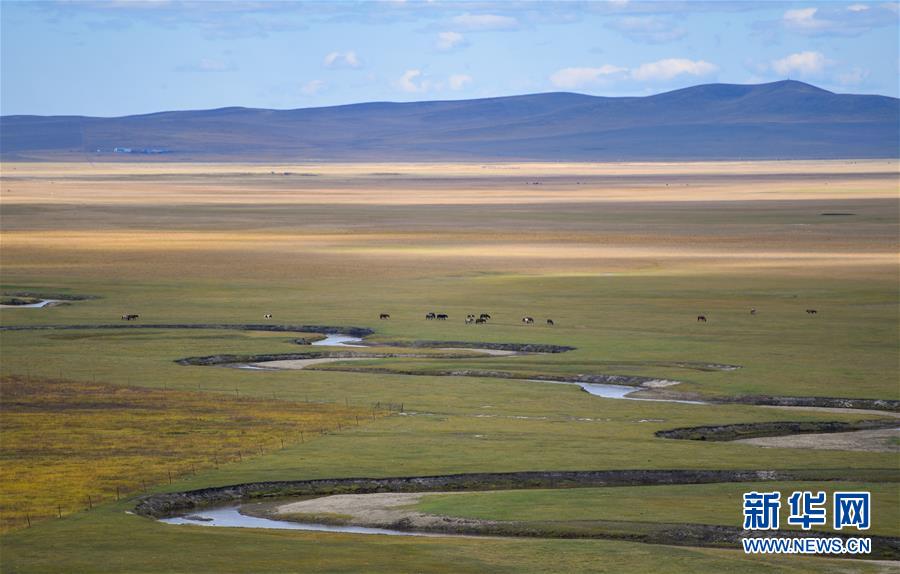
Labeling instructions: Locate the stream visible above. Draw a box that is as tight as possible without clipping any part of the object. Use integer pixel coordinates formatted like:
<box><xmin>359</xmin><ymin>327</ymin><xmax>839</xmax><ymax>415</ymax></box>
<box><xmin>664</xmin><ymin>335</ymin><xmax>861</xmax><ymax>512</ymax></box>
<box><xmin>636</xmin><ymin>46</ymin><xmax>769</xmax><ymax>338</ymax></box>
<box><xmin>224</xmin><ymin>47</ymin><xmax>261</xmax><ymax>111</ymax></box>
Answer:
<box><xmin>158</xmin><ymin>505</ymin><xmax>435</xmax><ymax>537</ymax></box>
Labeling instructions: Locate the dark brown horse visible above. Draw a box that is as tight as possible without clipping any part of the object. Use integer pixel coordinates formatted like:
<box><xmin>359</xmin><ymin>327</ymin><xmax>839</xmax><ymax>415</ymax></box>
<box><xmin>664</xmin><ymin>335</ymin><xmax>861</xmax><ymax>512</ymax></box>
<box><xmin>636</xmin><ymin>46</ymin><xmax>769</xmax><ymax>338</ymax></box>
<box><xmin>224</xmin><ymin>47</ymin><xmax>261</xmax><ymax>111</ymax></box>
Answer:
<box><xmin>379</xmin><ymin>313</ymin><xmax>390</xmax><ymax>320</ymax></box>
<box><xmin>697</xmin><ymin>315</ymin><xmax>707</xmax><ymax>323</ymax></box>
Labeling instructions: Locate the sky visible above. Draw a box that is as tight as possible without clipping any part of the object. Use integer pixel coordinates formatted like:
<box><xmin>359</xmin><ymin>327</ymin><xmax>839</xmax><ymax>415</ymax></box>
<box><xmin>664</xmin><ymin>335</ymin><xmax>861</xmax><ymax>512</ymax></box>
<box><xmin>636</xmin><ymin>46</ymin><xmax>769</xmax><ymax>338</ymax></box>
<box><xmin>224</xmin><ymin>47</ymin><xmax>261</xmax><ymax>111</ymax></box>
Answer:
<box><xmin>1</xmin><ymin>0</ymin><xmax>898</xmax><ymax>117</ymax></box>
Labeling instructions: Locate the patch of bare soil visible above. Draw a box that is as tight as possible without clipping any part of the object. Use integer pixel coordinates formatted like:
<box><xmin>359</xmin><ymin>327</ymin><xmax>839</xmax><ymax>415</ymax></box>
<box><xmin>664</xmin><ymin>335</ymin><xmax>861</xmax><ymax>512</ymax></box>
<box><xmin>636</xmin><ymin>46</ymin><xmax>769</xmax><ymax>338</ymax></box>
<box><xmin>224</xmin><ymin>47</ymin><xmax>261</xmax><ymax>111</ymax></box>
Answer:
<box><xmin>253</xmin><ymin>358</ymin><xmax>368</xmax><ymax>370</ymax></box>
<box><xmin>735</xmin><ymin>428</ymin><xmax>899</xmax><ymax>452</ymax></box>
<box><xmin>273</xmin><ymin>492</ymin><xmax>487</xmax><ymax>530</ymax></box>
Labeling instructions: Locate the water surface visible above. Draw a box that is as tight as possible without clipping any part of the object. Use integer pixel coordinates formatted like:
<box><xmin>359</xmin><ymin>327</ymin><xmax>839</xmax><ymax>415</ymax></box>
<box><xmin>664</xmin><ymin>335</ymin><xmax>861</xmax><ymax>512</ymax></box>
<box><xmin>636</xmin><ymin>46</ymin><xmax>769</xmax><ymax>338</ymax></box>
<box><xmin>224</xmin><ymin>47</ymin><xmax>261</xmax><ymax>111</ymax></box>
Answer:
<box><xmin>311</xmin><ymin>334</ymin><xmax>366</xmax><ymax>347</ymax></box>
<box><xmin>159</xmin><ymin>506</ymin><xmax>434</xmax><ymax>536</ymax></box>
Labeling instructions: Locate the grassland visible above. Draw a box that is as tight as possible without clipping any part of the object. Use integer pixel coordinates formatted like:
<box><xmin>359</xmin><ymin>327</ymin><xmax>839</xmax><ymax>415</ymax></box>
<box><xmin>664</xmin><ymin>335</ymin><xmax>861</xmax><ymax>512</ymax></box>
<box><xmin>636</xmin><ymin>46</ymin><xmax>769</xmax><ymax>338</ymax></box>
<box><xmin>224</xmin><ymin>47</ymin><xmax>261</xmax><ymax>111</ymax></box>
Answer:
<box><xmin>415</xmin><ymin>482</ymin><xmax>900</xmax><ymax>537</ymax></box>
<box><xmin>0</xmin><ymin>375</ymin><xmax>376</xmax><ymax>532</ymax></box>
<box><xmin>0</xmin><ymin>161</ymin><xmax>897</xmax><ymax>573</ymax></box>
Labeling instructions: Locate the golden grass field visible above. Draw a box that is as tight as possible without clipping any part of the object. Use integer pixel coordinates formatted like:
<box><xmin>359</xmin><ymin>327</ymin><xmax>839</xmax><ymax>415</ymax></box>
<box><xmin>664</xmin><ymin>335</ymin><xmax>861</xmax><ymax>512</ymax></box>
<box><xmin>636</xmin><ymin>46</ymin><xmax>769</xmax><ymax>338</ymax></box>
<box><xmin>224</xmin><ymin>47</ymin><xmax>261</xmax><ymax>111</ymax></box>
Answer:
<box><xmin>0</xmin><ymin>375</ymin><xmax>378</xmax><ymax>532</ymax></box>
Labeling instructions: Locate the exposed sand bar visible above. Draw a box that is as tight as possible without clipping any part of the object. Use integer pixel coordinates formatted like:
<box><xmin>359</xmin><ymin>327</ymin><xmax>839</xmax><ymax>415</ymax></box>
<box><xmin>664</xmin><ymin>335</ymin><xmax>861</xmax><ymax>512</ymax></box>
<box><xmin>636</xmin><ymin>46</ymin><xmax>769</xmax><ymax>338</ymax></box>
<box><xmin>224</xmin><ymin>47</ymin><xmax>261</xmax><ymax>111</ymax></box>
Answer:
<box><xmin>251</xmin><ymin>358</ymin><xmax>368</xmax><ymax>370</ymax></box>
<box><xmin>735</xmin><ymin>428</ymin><xmax>900</xmax><ymax>452</ymax></box>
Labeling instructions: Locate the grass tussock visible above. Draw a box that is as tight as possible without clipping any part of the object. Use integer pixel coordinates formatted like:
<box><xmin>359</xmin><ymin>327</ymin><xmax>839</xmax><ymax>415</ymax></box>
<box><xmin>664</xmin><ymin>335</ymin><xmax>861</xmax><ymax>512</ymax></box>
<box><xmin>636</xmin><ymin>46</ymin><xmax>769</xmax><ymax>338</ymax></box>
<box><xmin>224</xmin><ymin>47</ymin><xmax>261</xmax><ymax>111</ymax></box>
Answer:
<box><xmin>0</xmin><ymin>375</ymin><xmax>381</xmax><ymax>532</ymax></box>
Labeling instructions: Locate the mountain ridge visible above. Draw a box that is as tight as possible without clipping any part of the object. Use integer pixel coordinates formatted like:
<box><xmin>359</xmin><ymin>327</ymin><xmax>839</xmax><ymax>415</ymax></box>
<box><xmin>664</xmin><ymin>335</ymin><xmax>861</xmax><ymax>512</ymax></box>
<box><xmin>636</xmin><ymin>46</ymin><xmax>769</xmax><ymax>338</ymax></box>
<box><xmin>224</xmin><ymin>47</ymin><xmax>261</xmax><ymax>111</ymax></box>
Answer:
<box><xmin>2</xmin><ymin>81</ymin><xmax>897</xmax><ymax>161</ymax></box>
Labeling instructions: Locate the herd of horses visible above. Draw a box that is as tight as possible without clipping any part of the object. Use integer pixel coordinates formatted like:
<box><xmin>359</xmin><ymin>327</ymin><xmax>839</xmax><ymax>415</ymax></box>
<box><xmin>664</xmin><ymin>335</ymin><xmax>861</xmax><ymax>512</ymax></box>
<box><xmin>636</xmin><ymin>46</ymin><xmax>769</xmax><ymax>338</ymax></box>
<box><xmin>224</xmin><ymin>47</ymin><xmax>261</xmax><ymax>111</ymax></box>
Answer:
<box><xmin>697</xmin><ymin>308</ymin><xmax>818</xmax><ymax>322</ymax></box>
<box><xmin>121</xmin><ymin>308</ymin><xmax>819</xmax><ymax>326</ymax></box>
<box><xmin>395</xmin><ymin>312</ymin><xmax>554</xmax><ymax>326</ymax></box>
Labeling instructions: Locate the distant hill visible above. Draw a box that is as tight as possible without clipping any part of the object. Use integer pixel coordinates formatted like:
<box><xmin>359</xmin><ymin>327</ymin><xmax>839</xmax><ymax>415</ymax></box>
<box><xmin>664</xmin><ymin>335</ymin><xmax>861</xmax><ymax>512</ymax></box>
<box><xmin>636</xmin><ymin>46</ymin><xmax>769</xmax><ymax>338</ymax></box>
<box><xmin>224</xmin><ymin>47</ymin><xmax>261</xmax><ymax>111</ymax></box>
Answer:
<box><xmin>1</xmin><ymin>81</ymin><xmax>897</xmax><ymax>161</ymax></box>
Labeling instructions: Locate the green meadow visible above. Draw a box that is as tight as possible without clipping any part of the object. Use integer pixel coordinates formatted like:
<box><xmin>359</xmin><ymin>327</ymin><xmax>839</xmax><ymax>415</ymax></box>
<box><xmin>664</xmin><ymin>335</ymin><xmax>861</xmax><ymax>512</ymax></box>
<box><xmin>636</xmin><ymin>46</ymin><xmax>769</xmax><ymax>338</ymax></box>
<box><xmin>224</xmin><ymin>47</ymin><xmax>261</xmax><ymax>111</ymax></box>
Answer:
<box><xmin>0</xmin><ymin>162</ymin><xmax>897</xmax><ymax>573</ymax></box>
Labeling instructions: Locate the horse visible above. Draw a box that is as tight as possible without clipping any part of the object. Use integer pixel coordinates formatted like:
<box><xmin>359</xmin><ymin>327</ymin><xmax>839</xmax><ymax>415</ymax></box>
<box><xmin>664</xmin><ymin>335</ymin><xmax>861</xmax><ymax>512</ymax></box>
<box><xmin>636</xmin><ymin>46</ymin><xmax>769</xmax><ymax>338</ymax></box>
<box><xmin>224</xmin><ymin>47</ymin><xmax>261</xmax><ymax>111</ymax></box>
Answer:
<box><xmin>546</xmin><ymin>319</ymin><xmax>554</xmax><ymax>326</ymax></box>
<box><xmin>522</xmin><ymin>316</ymin><xmax>534</xmax><ymax>325</ymax></box>
<box><xmin>806</xmin><ymin>309</ymin><xmax>818</xmax><ymax>314</ymax></box>
<box><xmin>750</xmin><ymin>308</ymin><xmax>756</xmax><ymax>316</ymax></box>
<box><xmin>697</xmin><ymin>315</ymin><xmax>707</xmax><ymax>323</ymax></box>
<box><xmin>479</xmin><ymin>314</ymin><xmax>491</xmax><ymax>320</ymax></box>
<box><xmin>436</xmin><ymin>313</ymin><xmax>448</xmax><ymax>320</ymax></box>
<box><xmin>264</xmin><ymin>313</ymin><xmax>272</xmax><ymax>319</ymax></box>
<box><xmin>379</xmin><ymin>313</ymin><xmax>390</xmax><ymax>320</ymax></box>
<box><xmin>426</xmin><ymin>312</ymin><xmax>436</xmax><ymax>320</ymax></box>
<box><xmin>475</xmin><ymin>318</ymin><xmax>487</xmax><ymax>324</ymax></box>
<box><xmin>122</xmin><ymin>314</ymin><xmax>139</xmax><ymax>321</ymax></box>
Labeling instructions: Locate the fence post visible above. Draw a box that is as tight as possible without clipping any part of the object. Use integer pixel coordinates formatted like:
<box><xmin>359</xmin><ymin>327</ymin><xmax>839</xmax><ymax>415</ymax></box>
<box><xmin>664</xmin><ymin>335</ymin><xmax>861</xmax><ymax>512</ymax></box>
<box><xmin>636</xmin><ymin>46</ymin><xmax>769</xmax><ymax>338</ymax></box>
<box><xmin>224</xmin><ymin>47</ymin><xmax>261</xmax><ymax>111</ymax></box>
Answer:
<box><xmin>116</xmin><ymin>486</ymin><xmax>120</xmax><ymax>501</ymax></box>
<box><xmin>58</xmin><ymin>505</ymin><xmax>62</xmax><ymax>519</ymax></box>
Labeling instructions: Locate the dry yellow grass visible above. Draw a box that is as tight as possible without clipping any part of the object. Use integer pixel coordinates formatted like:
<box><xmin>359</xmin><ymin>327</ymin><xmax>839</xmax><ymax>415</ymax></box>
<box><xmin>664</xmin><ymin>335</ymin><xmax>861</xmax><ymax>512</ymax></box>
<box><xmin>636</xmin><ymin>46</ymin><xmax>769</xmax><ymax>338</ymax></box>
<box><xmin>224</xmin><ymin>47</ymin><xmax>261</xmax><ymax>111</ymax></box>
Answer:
<box><xmin>2</xmin><ymin>160</ymin><xmax>897</xmax><ymax>206</ymax></box>
<box><xmin>0</xmin><ymin>375</ymin><xmax>382</xmax><ymax>532</ymax></box>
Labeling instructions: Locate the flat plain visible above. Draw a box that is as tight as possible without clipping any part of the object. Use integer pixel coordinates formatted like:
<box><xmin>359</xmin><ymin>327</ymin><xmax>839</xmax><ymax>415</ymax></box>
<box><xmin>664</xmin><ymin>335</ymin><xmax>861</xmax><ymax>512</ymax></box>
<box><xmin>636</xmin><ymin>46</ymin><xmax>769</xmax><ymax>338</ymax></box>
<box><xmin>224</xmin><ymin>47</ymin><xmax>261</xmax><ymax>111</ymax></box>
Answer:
<box><xmin>0</xmin><ymin>160</ymin><xmax>897</xmax><ymax>573</ymax></box>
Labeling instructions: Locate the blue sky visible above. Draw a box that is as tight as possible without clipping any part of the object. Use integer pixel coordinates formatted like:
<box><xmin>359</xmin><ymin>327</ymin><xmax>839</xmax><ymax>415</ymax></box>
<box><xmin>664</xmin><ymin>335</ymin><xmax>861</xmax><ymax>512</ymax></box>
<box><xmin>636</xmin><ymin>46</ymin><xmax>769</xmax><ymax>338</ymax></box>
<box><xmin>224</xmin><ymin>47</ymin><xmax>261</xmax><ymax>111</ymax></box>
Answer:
<box><xmin>1</xmin><ymin>1</ymin><xmax>898</xmax><ymax>116</ymax></box>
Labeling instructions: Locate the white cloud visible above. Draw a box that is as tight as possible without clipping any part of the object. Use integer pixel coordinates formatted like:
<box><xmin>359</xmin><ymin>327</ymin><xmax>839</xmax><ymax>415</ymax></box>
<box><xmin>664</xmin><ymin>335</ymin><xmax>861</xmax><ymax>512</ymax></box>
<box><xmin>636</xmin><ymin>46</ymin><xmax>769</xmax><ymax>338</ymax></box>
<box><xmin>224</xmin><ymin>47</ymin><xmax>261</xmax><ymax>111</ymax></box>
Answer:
<box><xmin>398</xmin><ymin>69</ymin><xmax>427</xmax><ymax>93</ymax></box>
<box><xmin>835</xmin><ymin>66</ymin><xmax>870</xmax><ymax>85</ymax></box>
<box><xmin>323</xmin><ymin>50</ymin><xmax>361</xmax><ymax>69</ymax></box>
<box><xmin>436</xmin><ymin>31</ymin><xmax>464</xmax><ymax>51</ymax></box>
<box><xmin>394</xmin><ymin>71</ymin><xmax>474</xmax><ymax>94</ymax></box>
<box><xmin>777</xmin><ymin>5</ymin><xmax>886</xmax><ymax>35</ymax></box>
<box><xmin>301</xmin><ymin>79</ymin><xmax>325</xmax><ymax>95</ymax></box>
<box><xmin>629</xmin><ymin>59</ymin><xmax>718</xmax><ymax>81</ymax></box>
<box><xmin>451</xmin><ymin>13</ymin><xmax>518</xmax><ymax>30</ymax></box>
<box><xmin>550</xmin><ymin>66</ymin><xmax>627</xmax><ymax>89</ymax></box>
<box><xmin>771</xmin><ymin>51</ymin><xmax>828</xmax><ymax>76</ymax></box>
<box><xmin>783</xmin><ymin>7</ymin><xmax>823</xmax><ymax>30</ymax></box>
<box><xmin>448</xmin><ymin>74</ymin><xmax>472</xmax><ymax>90</ymax></box>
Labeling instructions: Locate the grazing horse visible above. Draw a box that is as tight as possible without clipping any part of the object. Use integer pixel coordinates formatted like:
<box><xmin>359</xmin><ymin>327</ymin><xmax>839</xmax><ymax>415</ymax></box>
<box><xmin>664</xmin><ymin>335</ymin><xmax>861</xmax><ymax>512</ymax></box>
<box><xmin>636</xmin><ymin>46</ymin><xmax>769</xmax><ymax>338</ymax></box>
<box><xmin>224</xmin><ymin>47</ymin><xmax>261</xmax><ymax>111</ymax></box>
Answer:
<box><xmin>750</xmin><ymin>308</ymin><xmax>756</xmax><ymax>316</ymax></box>
<box><xmin>697</xmin><ymin>315</ymin><xmax>707</xmax><ymax>323</ymax></box>
<box><xmin>436</xmin><ymin>313</ymin><xmax>448</xmax><ymax>320</ymax></box>
<box><xmin>379</xmin><ymin>313</ymin><xmax>390</xmax><ymax>320</ymax></box>
<box><xmin>522</xmin><ymin>316</ymin><xmax>534</xmax><ymax>325</ymax></box>
<box><xmin>426</xmin><ymin>312</ymin><xmax>436</xmax><ymax>320</ymax></box>
<box><xmin>264</xmin><ymin>313</ymin><xmax>272</xmax><ymax>319</ymax></box>
<box><xmin>479</xmin><ymin>313</ymin><xmax>491</xmax><ymax>320</ymax></box>
<box><xmin>475</xmin><ymin>318</ymin><xmax>487</xmax><ymax>324</ymax></box>
<box><xmin>806</xmin><ymin>309</ymin><xmax>818</xmax><ymax>314</ymax></box>
<box><xmin>122</xmin><ymin>314</ymin><xmax>140</xmax><ymax>321</ymax></box>
<box><xmin>546</xmin><ymin>319</ymin><xmax>554</xmax><ymax>326</ymax></box>
<box><xmin>465</xmin><ymin>317</ymin><xmax>475</xmax><ymax>324</ymax></box>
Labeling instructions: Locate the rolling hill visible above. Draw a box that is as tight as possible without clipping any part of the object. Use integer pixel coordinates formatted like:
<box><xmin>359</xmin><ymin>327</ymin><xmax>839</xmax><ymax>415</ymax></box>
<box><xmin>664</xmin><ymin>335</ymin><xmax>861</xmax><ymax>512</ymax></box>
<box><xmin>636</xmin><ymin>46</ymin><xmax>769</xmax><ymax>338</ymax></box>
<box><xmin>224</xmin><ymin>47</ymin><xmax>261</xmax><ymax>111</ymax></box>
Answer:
<box><xmin>1</xmin><ymin>80</ymin><xmax>897</xmax><ymax>161</ymax></box>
